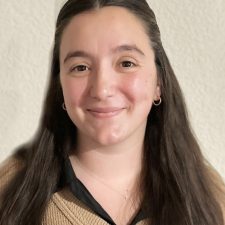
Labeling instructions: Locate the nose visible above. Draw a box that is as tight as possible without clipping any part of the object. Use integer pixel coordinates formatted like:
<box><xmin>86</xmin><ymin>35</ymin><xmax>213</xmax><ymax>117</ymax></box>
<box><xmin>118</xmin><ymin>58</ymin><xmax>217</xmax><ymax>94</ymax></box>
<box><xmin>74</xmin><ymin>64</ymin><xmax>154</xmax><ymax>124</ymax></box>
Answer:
<box><xmin>89</xmin><ymin>67</ymin><xmax>115</xmax><ymax>100</ymax></box>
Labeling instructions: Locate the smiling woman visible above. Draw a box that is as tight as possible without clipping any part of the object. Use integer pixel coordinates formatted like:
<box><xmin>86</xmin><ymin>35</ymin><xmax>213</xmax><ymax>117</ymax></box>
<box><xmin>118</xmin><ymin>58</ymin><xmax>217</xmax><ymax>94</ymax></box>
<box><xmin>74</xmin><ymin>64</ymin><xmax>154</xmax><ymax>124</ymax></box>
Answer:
<box><xmin>60</xmin><ymin>7</ymin><xmax>160</xmax><ymax>148</ymax></box>
<box><xmin>0</xmin><ymin>0</ymin><xmax>225</xmax><ymax>225</ymax></box>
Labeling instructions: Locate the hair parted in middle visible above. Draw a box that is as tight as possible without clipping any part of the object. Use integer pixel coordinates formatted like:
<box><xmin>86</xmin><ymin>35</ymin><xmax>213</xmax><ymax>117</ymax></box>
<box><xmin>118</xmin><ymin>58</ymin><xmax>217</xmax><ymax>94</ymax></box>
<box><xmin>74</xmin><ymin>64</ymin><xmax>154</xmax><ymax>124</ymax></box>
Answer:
<box><xmin>0</xmin><ymin>1</ymin><xmax>224</xmax><ymax>225</ymax></box>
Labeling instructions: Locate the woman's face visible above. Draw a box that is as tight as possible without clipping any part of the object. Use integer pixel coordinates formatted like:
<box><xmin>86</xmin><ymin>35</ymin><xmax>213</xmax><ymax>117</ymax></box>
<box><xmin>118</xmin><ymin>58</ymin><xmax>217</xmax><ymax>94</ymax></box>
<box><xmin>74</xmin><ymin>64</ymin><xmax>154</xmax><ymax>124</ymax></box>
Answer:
<box><xmin>59</xmin><ymin>6</ymin><xmax>160</xmax><ymax>147</ymax></box>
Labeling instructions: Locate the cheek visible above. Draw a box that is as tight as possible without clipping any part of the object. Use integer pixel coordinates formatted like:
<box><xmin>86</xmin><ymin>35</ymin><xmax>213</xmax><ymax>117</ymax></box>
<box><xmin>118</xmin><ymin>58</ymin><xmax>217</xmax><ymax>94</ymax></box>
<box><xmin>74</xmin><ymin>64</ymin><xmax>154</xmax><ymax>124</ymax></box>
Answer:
<box><xmin>121</xmin><ymin>73</ymin><xmax>156</xmax><ymax>103</ymax></box>
<box><xmin>61</xmin><ymin>78</ymin><xmax>87</xmax><ymax>106</ymax></box>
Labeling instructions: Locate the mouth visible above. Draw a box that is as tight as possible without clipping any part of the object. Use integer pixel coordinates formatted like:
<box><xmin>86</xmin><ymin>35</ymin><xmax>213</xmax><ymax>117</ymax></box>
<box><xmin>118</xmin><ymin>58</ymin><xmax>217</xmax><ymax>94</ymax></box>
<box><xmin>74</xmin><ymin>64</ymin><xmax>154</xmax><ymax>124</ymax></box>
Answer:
<box><xmin>86</xmin><ymin>107</ymin><xmax>125</xmax><ymax>118</ymax></box>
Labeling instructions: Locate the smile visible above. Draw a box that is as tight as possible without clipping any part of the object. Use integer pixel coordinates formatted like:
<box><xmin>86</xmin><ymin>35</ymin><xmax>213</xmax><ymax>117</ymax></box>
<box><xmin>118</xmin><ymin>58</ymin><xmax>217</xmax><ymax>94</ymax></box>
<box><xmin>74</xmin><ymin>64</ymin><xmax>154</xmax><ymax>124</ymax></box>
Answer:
<box><xmin>86</xmin><ymin>107</ymin><xmax>125</xmax><ymax>118</ymax></box>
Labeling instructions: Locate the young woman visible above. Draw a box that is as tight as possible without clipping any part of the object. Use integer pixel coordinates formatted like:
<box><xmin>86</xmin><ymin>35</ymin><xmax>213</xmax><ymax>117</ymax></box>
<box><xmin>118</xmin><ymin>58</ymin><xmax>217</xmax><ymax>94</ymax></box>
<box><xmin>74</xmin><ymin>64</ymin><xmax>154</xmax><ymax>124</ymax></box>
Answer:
<box><xmin>0</xmin><ymin>0</ymin><xmax>224</xmax><ymax>225</ymax></box>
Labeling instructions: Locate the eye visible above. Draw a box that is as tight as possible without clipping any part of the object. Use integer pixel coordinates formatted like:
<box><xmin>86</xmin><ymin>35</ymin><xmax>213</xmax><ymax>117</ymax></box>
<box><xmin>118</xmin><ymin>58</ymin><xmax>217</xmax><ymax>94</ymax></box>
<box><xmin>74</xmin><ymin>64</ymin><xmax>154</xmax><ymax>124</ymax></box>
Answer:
<box><xmin>71</xmin><ymin>65</ymin><xmax>89</xmax><ymax>72</ymax></box>
<box><xmin>121</xmin><ymin>61</ymin><xmax>136</xmax><ymax>68</ymax></box>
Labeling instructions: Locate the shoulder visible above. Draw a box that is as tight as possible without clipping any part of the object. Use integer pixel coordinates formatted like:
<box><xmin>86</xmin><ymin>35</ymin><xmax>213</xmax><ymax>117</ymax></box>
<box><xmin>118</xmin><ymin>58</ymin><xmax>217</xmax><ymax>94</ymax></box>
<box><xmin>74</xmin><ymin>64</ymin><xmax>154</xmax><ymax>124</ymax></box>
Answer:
<box><xmin>206</xmin><ymin>164</ymin><xmax>225</xmax><ymax>220</ymax></box>
<box><xmin>0</xmin><ymin>156</ymin><xmax>25</xmax><ymax>196</ymax></box>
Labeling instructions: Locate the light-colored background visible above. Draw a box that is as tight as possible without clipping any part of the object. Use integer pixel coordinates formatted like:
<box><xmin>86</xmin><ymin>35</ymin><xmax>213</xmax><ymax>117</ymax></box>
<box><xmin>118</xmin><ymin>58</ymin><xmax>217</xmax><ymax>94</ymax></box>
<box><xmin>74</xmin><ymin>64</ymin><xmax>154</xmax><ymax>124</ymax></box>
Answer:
<box><xmin>0</xmin><ymin>0</ymin><xmax>224</xmax><ymax>179</ymax></box>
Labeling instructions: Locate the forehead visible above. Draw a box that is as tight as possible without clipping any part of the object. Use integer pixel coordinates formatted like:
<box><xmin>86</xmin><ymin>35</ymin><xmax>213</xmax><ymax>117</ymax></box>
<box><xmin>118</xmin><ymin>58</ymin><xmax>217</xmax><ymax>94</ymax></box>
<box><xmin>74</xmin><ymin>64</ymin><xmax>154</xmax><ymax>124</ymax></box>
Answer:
<box><xmin>60</xmin><ymin>6</ymin><xmax>152</xmax><ymax>58</ymax></box>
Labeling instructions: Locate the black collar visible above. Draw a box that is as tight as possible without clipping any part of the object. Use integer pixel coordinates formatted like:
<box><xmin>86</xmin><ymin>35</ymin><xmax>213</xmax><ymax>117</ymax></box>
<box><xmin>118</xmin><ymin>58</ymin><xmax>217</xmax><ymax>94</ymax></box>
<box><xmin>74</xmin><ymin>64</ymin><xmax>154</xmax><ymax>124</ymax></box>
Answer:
<box><xmin>59</xmin><ymin>157</ymin><xmax>147</xmax><ymax>225</ymax></box>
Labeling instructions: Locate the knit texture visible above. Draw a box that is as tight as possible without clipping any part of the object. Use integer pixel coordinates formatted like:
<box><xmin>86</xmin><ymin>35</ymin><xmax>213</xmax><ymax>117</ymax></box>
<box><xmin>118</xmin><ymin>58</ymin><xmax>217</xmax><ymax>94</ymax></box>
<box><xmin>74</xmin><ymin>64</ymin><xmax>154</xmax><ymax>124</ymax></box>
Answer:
<box><xmin>0</xmin><ymin>157</ymin><xmax>147</xmax><ymax>225</ymax></box>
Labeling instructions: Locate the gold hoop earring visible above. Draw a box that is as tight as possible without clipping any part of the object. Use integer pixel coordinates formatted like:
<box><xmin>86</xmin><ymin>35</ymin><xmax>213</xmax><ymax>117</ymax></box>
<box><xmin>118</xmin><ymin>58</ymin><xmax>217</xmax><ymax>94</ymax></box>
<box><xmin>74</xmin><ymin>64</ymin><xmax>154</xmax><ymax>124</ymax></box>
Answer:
<box><xmin>62</xmin><ymin>103</ymin><xmax>67</xmax><ymax>110</ymax></box>
<box><xmin>153</xmin><ymin>97</ymin><xmax>162</xmax><ymax>106</ymax></box>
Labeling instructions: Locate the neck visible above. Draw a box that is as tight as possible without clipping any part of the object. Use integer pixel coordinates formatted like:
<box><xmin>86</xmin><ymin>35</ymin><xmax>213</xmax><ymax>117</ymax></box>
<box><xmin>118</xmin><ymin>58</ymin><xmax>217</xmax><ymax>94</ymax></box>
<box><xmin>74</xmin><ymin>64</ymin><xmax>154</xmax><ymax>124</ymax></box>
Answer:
<box><xmin>70</xmin><ymin>133</ymin><xmax>144</xmax><ymax>187</ymax></box>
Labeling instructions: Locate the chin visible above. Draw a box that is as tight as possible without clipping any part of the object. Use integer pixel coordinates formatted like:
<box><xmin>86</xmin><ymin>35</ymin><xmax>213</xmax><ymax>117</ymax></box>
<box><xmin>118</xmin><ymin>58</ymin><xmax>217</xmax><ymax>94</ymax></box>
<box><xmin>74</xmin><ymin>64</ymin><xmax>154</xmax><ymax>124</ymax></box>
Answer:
<box><xmin>92</xmin><ymin>132</ymin><xmax>125</xmax><ymax>147</ymax></box>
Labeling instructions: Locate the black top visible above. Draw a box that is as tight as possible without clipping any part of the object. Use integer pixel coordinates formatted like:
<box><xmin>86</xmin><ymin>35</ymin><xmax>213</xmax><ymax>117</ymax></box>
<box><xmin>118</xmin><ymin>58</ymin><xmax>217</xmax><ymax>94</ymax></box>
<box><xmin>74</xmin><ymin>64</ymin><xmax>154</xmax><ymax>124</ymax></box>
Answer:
<box><xmin>59</xmin><ymin>157</ymin><xmax>147</xmax><ymax>225</ymax></box>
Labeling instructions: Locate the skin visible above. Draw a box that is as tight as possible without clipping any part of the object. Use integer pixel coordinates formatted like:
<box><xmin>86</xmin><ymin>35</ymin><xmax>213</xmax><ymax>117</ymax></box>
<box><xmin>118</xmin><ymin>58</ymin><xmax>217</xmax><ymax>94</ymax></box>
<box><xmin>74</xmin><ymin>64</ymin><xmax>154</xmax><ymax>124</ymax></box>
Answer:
<box><xmin>59</xmin><ymin>6</ymin><xmax>161</xmax><ymax>224</ymax></box>
<box><xmin>60</xmin><ymin>6</ymin><xmax>160</xmax><ymax>149</ymax></box>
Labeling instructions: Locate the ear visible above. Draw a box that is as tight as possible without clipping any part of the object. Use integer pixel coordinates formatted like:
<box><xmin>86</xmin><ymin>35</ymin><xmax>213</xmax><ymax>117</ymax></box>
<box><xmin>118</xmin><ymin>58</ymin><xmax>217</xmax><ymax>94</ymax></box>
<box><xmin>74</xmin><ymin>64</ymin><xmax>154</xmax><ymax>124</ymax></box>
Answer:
<box><xmin>153</xmin><ymin>85</ymin><xmax>161</xmax><ymax>101</ymax></box>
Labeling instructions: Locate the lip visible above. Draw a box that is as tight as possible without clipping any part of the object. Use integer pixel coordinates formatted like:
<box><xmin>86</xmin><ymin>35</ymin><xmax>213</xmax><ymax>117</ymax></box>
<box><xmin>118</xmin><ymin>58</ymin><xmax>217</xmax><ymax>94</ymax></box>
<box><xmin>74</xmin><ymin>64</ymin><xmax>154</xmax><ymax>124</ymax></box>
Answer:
<box><xmin>86</xmin><ymin>107</ymin><xmax>125</xmax><ymax>118</ymax></box>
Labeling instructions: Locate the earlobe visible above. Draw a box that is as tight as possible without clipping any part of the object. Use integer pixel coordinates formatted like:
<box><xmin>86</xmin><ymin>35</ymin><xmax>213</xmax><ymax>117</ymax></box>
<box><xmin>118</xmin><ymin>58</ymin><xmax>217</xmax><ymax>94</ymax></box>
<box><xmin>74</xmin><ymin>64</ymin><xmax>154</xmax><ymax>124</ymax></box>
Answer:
<box><xmin>154</xmin><ymin>85</ymin><xmax>161</xmax><ymax>101</ymax></box>
<box><xmin>153</xmin><ymin>85</ymin><xmax>162</xmax><ymax>106</ymax></box>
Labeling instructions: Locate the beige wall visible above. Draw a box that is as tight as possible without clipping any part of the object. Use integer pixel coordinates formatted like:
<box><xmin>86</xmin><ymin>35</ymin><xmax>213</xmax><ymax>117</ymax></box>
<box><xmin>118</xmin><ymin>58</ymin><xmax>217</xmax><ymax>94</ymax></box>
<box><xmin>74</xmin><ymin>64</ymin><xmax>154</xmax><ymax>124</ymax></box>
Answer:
<box><xmin>0</xmin><ymin>0</ymin><xmax>224</xmax><ymax>179</ymax></box>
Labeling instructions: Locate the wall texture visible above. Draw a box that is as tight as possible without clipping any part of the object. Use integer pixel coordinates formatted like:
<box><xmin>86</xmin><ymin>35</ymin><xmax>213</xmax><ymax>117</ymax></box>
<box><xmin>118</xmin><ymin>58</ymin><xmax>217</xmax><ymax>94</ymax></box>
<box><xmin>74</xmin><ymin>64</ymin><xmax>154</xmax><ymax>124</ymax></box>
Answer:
<box><xmin>0</xmin><ymin>0</ymin><xmax>224</xmax><ymax>179</ymax></box>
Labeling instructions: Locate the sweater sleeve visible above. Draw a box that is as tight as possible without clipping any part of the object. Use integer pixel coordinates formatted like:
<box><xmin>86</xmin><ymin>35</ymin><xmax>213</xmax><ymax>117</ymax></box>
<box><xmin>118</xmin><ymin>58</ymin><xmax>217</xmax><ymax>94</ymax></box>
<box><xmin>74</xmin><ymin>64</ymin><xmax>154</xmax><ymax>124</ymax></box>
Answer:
<box><xmin>0</xmin><ymin>156</ymin><xmax>24</xmax><ymax>198</ymax></box>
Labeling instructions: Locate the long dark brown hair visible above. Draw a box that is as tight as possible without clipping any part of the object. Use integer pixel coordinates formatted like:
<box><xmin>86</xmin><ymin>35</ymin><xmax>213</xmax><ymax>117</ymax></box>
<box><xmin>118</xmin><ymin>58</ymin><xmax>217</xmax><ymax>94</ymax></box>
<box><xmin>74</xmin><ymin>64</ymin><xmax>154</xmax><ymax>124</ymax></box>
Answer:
<box><xmin>0</xmin><ymin>0</ymin><xmax>224</xmax><ymax>224</ymax></box>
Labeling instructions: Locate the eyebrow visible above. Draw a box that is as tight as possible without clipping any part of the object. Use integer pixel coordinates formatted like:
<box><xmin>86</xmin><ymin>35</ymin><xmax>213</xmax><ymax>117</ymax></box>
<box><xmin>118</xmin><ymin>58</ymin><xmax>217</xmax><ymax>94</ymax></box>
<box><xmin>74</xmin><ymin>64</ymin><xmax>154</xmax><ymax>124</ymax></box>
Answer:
<box><xmin>63</xmin><ymin>44</ymin><xmax>145</xmax><ymax>64</ymax></box>
<box><xmin>63</xmin><ymin>51</ymin><xmax>92</xmax><ymax>64</ymax></box>
<box><xmin>112</xmin><ymin>44</ymin><xmax>145</xmax><ymax>56</ymax></box>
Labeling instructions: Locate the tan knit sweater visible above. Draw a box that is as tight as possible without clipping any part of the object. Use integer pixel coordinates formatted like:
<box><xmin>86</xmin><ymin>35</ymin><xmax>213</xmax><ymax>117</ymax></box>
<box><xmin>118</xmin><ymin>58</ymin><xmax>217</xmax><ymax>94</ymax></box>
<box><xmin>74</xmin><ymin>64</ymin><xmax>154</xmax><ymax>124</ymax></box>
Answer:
<box><xmin>0</xmin><ymin>157</ymin><xmax>147</xmax><ymax>225</ymax></box>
